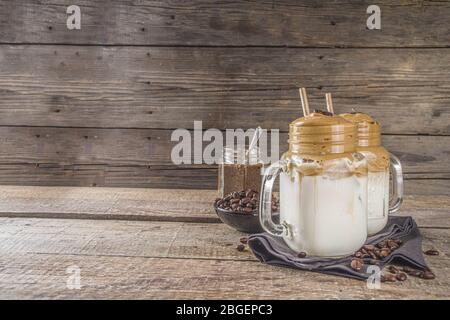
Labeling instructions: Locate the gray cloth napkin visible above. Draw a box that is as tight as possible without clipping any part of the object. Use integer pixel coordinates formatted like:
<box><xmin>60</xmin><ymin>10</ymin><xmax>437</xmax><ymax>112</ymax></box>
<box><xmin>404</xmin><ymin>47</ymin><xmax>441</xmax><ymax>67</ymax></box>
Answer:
<box><xmin>248</xmin><ymin>216</ymin><xmax>428</xmax><ymax>281</ymax></box>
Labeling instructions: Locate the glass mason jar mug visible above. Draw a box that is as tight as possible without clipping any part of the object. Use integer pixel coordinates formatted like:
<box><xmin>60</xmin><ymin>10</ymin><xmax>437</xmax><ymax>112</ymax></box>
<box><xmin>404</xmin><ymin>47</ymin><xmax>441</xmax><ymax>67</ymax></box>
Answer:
<box><xmin>260</xmin><ymin>113</ymin><xmax>369</xmax><ymax>257</ymax></box>
<box><xmin>340</xmin><ymin>113</ymin><xmax>403</xmax><ymax>235</ymax></box>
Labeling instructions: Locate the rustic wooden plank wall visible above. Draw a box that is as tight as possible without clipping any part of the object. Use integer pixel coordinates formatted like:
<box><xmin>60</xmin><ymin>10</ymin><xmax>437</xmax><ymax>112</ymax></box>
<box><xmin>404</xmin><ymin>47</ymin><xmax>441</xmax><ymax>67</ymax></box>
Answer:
<box><xmin>0</xmin><ymin>0</ymin><xmax>449</xmax><ymax>194</ymax></box>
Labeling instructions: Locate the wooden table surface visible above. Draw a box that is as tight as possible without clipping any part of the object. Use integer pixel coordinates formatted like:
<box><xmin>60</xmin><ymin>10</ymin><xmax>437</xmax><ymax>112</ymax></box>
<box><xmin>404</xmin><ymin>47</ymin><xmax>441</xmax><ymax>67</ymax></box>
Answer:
<box><xmin>0</xmin><ymin>186</ymin><xmax>448</xmax><ymax>299</ymax></box>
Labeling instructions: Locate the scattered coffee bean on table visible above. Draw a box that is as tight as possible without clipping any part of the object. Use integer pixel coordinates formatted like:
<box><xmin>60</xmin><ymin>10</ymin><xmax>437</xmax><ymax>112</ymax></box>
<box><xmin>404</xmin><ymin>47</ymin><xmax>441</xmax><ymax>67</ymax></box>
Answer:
<box><xmin>424</xmin><ymin>249</ymin><xmax>439</xmax><ymax>256</ymax></box>
<box><xmin>381</xmin><ymin>273</ymin><xmax>397</xmax><ymax>283</ymax></box>
<box><xmin>401</xmin><ymin>266</ymin><xmax>424</xmax><ymax>278</ymax></box>
<box><xmin>402</xmin><ymin>266</ymin><xmax>414</xmax><ymax>273</ymax></box>
<box><xmin>387</xmin><ymin>265</ymin><xmax>400</xmax><ymax>274</ymax></box>
<box><xmin>420</xmin><ymin>271</ymin><xmax>436</xmax><ymax>280</ymax></box>
<box><xmin>239</xmin><ymin>237</ymin><xmax>248</xmax><ymax>244</ymax></box>
<box><xmin>236</xmin><ymin>244</ymin><xmax>245</xmax><ymax>252</ymax></box>
<box><xmin>396</xmin><ymin>272</ymin><xmax>408</xmax><ymax>281</ymax></box>
<box><xmin>408</xmin><ymin>269</ymin><xmax>423</xmax><ymax>278</ymax></box>
<box><xmin>297</xmin><ymin>252</ymin><xmax>307</xmax><ymax>259</ymax></box>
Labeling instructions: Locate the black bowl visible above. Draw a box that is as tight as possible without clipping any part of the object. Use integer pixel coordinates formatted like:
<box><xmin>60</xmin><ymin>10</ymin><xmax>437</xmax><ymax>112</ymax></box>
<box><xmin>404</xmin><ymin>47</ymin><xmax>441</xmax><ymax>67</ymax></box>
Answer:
<box><xmin>214</xmin><ymin>204</ymin><xmax>264</xmax><ymax>234</ymax></box>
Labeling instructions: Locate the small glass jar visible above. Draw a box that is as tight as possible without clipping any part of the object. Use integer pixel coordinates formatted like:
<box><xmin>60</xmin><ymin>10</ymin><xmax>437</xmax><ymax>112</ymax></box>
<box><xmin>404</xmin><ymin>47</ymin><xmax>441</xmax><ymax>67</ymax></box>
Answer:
<box><xmin>260</xmin><ymin>113</ymin><xmax>368</xmax><ymax>257</ymax></box>
<box><xmin>340</xmin><ymin>113</ymin><xmax>403</xmax><ymax>235</ymax></box>
<box><xmin>218</xmin><ymin>145</ymin><xmax>264</xmax><ymax>197</ymax></box>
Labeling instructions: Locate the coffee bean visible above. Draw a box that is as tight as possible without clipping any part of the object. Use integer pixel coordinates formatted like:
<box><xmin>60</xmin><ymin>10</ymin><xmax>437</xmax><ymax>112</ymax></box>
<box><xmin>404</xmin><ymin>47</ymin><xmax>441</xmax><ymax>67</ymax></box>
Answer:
<box><xmin>373</xmin><ymin>250</ymin><xmax>381</xmax><ymax>258</ymax></box>
<box><xmin>297</xmin><ymin>252</ymin><xmax>307</xmax><ymax>258</ymax></box>
<box><xmin>389</xmin><ymin>243</ymin><xmax>399</xmax><ymax>250</ymax></box>
<box><xmin>424</xmin><ymin>249</ymin><xmax>439</xmax><ymax>256</ymax></box>
<box><xmin>239</xmin><ymin>237</ymin><xmax>248</xmax><ymax>244</ymax></box>
<box><xmin>231</xmin><ymin>198</ymin><xmax>240</xmax><ymax>204</ymax></box>
<box><xmin>312</xmin><ymin>109</ymin><xmax>333</xmax><ymax>116</ymax></box>
<box><xmin>363</xmin><ymin>244</ymin><xmax>376</xmax><ymax>251</ymax></box>
<box><xmin>354</xmin><ymin>251</ymin><xmax>363</xmax><ymax>258</ymax></box>
<box><xmin>376</xmin><ymin>241</ymin><xmax>387</xmax><ymax>249</ymax></box>
<box><xmin>243</xmin><ymin>207</ymin><xmax>253</xmax><ymax>214</ymax></box>
<box><xmin>408</xmin><ymin>270</ymin><xmax>423</xmax><ymax>278</ymax></box>
<box><xmin>236</xmin><ymin>244</ymin><xmax>245</xmax><ymax>252</ymax></box>
<box><xmin>387</xmin><ymin>265</ymin><xmax>399</xmax><ymax>274</ymax></box>
<box><xmin>378</xmin><ymin>248</ymin><xmax>391</xmax><ymax>258</ymax></box>
<box><xmin>350</xmin><ymin>258</ymin><xmax>364</xmax><ymax>271</ymax></box>
<box><xmin>396</xmin><ymin>272</ymin><xmax>408</xmax><ymax>281</ymax></box>
<box><xmin>369</xmin><ymin>251</ymin><xmax>378</xmax><ymax>260</ymax></box>
<box><xmin>387</xmin><ymin>239</ymin><xmax>396</xmax><ymax>247</ymax></box>
<box><xmin>420</xmin><ymin>271</ymin><xmax>436</xmax><ymax>280</ymax></box>
<box><xmin>381</xmin><ymin>273</ymin><xmax>396</xmax><ymax>283</ymax></box>
<box><xmin>239</xmin><ymin>191</ymin><xmax>246</xmax><ymax>197</ymax></box>
<box><xmin>402</xmin><ymin>266</ymin><xmax>414</xmax><ymax>273</ymax></box>
<box><xmin>387</xmin><ymin>240</ymin><xmax>399</xmax><ymax>250</ymax></box>
<box><xmin>241</xmin><ymin>197</ymin><xmax>251</xmax><ymax>205</ymax></box>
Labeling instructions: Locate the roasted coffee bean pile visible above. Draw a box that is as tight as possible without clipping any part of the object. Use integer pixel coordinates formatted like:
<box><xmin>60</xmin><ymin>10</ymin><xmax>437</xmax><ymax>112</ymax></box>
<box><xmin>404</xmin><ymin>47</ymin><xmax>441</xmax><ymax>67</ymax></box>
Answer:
<box><xmin>352</xmin><ymin>239</ymin><xmax>403</xmax><ymax>266</ymax></box>
<box><xmin>350</xmin><ymin>239</ymin><xmax>436</xmax><ymax>282</ymax></box>
<box><xmin>215</xmin><ymin>189</ymin><xmax>278</xmax><ymax>214</ymax></box>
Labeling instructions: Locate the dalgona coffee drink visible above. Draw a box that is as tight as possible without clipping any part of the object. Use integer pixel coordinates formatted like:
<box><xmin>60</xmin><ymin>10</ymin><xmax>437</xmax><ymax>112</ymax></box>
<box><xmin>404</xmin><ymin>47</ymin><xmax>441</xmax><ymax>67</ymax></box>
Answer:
<box><xmin>340</xmin><ymin>112</ymin><xmax>403</xmax><ymax>235</ymax></box>
<box><xmin>260</xmin><ymin>112</ymin><xmax>368</xmax><ymax>257</ymax></box>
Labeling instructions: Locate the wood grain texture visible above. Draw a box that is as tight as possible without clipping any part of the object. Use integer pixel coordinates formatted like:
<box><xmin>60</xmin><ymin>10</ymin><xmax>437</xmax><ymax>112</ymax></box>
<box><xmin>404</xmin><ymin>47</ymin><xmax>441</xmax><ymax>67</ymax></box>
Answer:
<box><xmin>0</xmin><ymin>217</ymin><xmax>448</xmax><ymax>299</ymax></box>
<box><xmin>0</xmin><ymin>217</ymin><xmax>448</xmax><ymax>262</ymax></box>
<box><xmin>0</xmin><ymin>164</ymin><xmax>448</xmax><ymax>194</ymax></box>
<box><xmin>0</xmin><ymin>186</ymin><xmax>448</xmax><ymax>227</ymax></box>
<box><xmin>1</xmin><ymin>0</ymin><xmax>450</xmax><ymax>47</ymax></box>
<box><xmin>0</xmin><ymin>45</ymin><xmax>449</xmax><ymax>134</ymax></box>
<box><xmin>0</xmin><ymin>126</ymin><xmax>448</xmax><ymax>171</ymax></box>
<box><xmin>0</xmin><ymin>127</ymin><xmax>444</xmax><ymax>168</ymax></box>
<box><xmin>0</xmin><ymin>163</ymin><xmax>217</xmax><ymax>189</ymax></box>
<box><xmin>0</xmin><ymin>4</ymin><xmax>449</xmax><ymax>193</ymax></box>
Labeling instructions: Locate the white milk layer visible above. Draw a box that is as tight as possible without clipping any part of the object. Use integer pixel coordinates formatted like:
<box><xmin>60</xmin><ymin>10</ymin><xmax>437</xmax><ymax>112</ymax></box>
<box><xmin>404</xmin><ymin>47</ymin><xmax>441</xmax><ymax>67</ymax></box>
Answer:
<box><xmin>367</xmin><ymin>170</ymin><xmax>390</xmax><ymax>235</ymax></box>
<box><xmin>280</xmin><ymin>171</ymin><xmax>368</xmax><ymax>257</ymax></box>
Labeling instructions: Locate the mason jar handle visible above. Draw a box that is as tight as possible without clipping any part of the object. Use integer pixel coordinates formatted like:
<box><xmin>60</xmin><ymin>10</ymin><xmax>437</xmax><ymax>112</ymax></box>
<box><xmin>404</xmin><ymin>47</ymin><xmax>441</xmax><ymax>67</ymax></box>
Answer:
<box><xmin>259</xmin><ymin>161</ymin><xmax>289</xmax><ymax>237</ymax></box>
<box><xmin>389</xmin><ymin>153</ymin><xmax>403</xmax><ymax>214</ymax></box>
